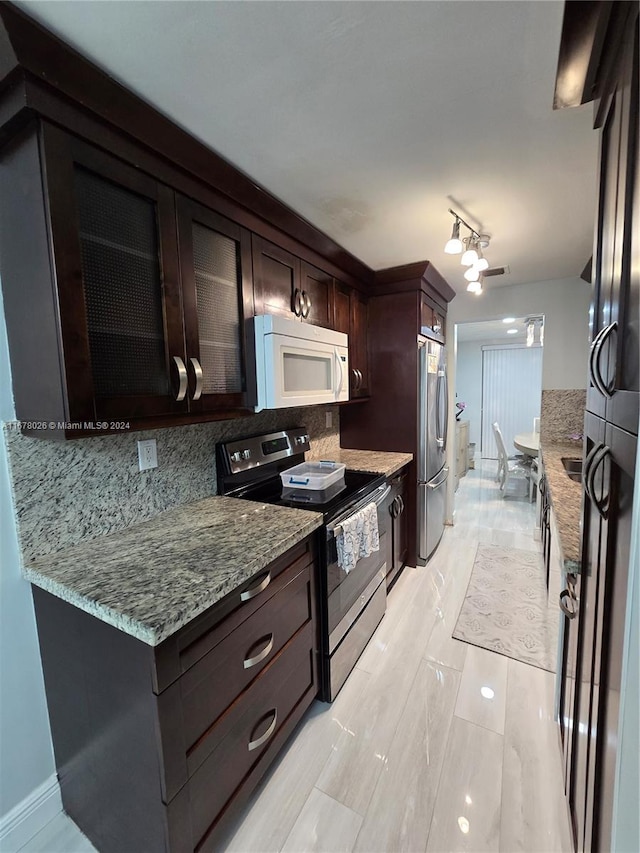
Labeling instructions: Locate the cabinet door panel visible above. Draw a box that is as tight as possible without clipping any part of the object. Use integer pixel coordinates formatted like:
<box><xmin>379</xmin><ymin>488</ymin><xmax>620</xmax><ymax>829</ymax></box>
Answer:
<box><xmin>333</xmin><ymin>281</ymin><xmax>351</xmax><ymax>335</ymax></box>
<box><xmin>43</xmin><ymin>125</ymin><xmax>187</xmax><ymax>421</ymax></box>
<box><xmin>177</xmin><ymin>196</ymin><xmax>253</xmax><ymax>414</ymax></box>
<box><xmin>300</xmin><ymin>261</ymin><xmax>332</xmax><ymax>328</ymax></box>
<box><xmin>252</xmin><ymin>235</ymin><xmax>299</xmax><ymax>319</ymax></box>
<box><xmin>350</xmin><ymin>290</ymin><xmax>369</xmax><ymax>397</ymax></box>
<box><xmin>607</xmin><ymin>27</ymin><xmax>639</xmax><ymax>435</ymax></box>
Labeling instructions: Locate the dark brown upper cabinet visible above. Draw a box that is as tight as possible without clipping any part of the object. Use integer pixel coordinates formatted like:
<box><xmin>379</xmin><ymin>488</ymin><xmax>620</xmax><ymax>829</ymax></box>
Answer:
<box><xmin>333</xmin><ymin>281</ymin><xmax>369</xmax><ymax>398</ymax></box>
<box><xmin>176</xmin><ymin>196</ymin><xmax>254</xmax><ymax>415</ymax></box>
<box><xmin>0</xmin><ymin>122</ymin><xmax>254</xmax><ymax>436</ymax></box>
<box><xmin>252</xmin><ymin>235</ymin><xmax>332</xmax><ymax>328</ymax></box>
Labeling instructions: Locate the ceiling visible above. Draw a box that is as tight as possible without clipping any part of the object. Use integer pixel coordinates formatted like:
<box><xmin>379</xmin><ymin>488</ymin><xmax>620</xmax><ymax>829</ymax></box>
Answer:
<box><xmin>456</xmin><ymin>316</ymin><xmax>539</xmax><ymax>343</ymax></box>
<box><xmin>18</xmin><ymin>1</ymin><xmax>598</xmax><ymax>293</ymax></box>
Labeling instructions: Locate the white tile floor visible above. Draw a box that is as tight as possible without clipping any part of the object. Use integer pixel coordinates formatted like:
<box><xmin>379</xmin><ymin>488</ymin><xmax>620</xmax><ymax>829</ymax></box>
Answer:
<box><xmin>19</xmin><ymin>461</ymin><xmax>573</xmax><ymax>853</ymax></box>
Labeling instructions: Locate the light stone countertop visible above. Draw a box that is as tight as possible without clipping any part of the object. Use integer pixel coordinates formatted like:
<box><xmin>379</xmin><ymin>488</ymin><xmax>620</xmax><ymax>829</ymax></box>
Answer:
<box><xmin>324</xmin><ymin>448</ymin><xmax>413</xmax><ymax>478</ymax></box>
<box><xmin>540</xmin><ymin>440</ymin><xmax>584</xmax><ymax>572</ymax></box>
<box><xmin>24</xmin><ymin>496</ymin><xmax>323</xmax><ymax>646</ymax></box>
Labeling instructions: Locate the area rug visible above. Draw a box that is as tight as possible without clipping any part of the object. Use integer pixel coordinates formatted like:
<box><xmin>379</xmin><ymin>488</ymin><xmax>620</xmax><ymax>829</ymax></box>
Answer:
<box><xmin>452</xmin><ymin>544</ymin><xmax>559</xmax><ymax>672</ymax></box>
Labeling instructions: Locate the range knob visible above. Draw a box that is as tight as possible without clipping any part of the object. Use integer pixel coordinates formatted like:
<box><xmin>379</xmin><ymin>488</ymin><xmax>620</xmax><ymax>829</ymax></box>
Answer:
<box><xmin>242</xmin><ymin>449</ymin><xmax>252</xmax><ymax>460</ymax></box>
<box><xmin>230</xmin><ymin>451</ymin><xmax>242</xmax><ymax>463</ymax></box>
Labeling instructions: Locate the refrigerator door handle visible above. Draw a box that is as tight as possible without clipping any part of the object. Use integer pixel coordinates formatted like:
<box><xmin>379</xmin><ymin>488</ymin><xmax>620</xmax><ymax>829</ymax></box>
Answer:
<box><xmin>427</xmin><ymin>466</ymin><xmax>449</xmax><ymax>489</ymax></box>
<box><xmin>441</xmin><ymin>365</ymin><xmax>449</xmax><ymax>453</ymax></box>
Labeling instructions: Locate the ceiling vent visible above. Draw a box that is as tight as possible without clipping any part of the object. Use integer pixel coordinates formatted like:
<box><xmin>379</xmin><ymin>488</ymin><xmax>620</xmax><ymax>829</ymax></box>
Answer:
<box><xmin>483</xmin><ymin>264</ymin><xmax>511</xmax><ymax>277</ymax></box>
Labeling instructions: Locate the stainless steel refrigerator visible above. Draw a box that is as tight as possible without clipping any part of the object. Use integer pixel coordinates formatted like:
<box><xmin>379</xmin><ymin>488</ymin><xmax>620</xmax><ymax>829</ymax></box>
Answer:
<box><xmin>417</xmin><ymin>335</ymin><xmax>449</xmax><ymax>564</ymax></box>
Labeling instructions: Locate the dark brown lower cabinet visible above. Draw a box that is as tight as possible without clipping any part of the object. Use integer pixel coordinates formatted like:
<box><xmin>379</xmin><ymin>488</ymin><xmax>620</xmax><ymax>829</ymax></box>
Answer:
<box><xmin>560</xmin><ymin>413</ymin><xmax>636</xmax><ymax>852</ymax></box>
<box><xmin>387</xmin><ymin>467</ymin><xmax>409</xmax><ymax>588</ymax></box>
<box><xmin>32</xmin><ymin>536</ymin><xmax>319</xmax><ymax>852</ymax></box>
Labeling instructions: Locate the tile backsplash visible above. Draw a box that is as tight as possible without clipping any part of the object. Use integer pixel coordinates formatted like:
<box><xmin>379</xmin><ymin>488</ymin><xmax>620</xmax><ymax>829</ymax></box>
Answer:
<box><xmin>540</xmin><ymin>389</ymin><xmax>587</xmax><ymax>443</ymax></box>
<box><xmin>4</xmin><ymin>405</ymin><xmax>339</xmax><ymax>564</ymax></box>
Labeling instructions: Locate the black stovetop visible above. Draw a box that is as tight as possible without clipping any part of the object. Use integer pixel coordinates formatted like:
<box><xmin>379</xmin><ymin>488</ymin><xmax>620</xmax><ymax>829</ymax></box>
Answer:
<box><xmin>229</xmin><ymin>469</ymin><xmax>384</xmax><ymax>523</ymax></box>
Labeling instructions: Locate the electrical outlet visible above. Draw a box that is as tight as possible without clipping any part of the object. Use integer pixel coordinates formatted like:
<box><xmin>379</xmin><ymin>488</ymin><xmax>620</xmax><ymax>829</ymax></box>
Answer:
<box><xmin>325</xmin><ymin>411</ymin><xmax>333</xmax><ymax>428</ymax></box>
<box><xmin>137</xmin><ymin>439</ymin><xmax>157</xmax><ymax>472</ymax></box>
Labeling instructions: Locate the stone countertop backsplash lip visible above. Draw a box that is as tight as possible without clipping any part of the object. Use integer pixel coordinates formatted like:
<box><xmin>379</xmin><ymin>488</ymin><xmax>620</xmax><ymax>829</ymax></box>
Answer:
<box><xmin>24</xmin><ymin>496</ymin><xmax>323</xmax><ymax>647</ymax></box>
<box><xmin>540</xmin><ymin>439</ymin><xmax>584</xmax><ymax>572</ymax></box>
<box><xmin>326</xmin><ymin>448</ymin><xmax>413</xmax><ymax>478</ymax></box>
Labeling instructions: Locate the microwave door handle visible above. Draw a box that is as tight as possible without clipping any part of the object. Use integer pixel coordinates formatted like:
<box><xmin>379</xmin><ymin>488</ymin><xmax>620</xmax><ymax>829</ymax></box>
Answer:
<box><xmin>335</xmin><ymin>348</ymin><xmax>344</xmax><ymax>397</ymax></box>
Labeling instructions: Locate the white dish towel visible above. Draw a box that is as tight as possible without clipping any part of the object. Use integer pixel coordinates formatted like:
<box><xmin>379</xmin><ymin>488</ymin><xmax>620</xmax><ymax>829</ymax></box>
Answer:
<box><xmin>336</xmin><ymin>502</ymin><xmax>380</xmax><ymax>574</ymax></box>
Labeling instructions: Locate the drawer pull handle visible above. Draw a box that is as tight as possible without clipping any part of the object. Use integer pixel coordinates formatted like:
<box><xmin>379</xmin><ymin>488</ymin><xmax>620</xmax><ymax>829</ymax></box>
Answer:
<box><xmin>243</xmin><ymin>634</ymin><xmax>274</xmax><ymax>669</ymax></box>
<box><xmin>240</xmin><ymin>571</ymin><xmax>271</xmax><ymax>602</ymax></box>
<box><xmin>248</xmin><ymin>709</ymin><xmax>277</xmax><ymax>752</ymax></box>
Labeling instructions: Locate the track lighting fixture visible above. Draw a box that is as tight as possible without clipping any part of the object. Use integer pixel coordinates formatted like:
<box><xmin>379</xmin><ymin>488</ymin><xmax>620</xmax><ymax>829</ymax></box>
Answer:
<box><xmin>525</xmin><ymin>315</ymin><xmax>545</xmax><ymax>347</ymax></box>
<box><xmin>444</xmin><ymin>217</ymin><xmax>463</xmax><ymax>254</ymax></box>
<box><xmin>443</xmin><ymin>208</ymin><xmax>492</xmax><ymax>293</ymax></box>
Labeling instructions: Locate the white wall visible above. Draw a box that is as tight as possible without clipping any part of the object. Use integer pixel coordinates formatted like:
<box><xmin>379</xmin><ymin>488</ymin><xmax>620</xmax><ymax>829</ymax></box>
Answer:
<box><xmin>455</xmin><ymin>340</ymin><xmax>483</xmax><ymax>450</ymax></box>
<box><xmin>0</xmin><ymin>294</ymin><xmax>56</xmax><ymax>818</ymax></box>
<box><xmin>449</xmin><ymin>276</ymin><xmax>592</xmax><ymax>390</ymax></box>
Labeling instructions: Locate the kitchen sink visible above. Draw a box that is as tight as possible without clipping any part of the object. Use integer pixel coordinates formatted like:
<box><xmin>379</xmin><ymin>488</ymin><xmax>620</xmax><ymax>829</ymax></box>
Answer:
<box><xmin>561</xmin><ymin>457</ymin><xmax>583</xmax><ymax>482</ymax></box>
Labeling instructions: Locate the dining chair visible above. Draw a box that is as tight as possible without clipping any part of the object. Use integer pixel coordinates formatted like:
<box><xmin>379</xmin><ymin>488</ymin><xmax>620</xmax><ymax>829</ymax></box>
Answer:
<box><xmin>492</xmin><ymin>421</ymin><xmax>531</xmax><ymax>497</ymax></box>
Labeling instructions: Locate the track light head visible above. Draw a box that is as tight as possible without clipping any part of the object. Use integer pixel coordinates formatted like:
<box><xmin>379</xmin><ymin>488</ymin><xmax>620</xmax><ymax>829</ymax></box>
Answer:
<box><xmin>444</xmin><ymin>218</ymin><xmax>463</xmax><ymax>254</ymax></box>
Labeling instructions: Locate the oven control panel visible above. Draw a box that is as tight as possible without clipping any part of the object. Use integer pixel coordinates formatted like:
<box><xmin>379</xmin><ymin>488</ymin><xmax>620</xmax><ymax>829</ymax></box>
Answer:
<box><xmin>220</xmin><ymin>428</ymin><xmax>311</xmax><ymax>475</ymax></box>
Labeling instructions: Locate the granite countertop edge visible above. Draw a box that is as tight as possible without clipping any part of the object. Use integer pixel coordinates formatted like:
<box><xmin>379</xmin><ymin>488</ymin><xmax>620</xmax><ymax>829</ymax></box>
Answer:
<box><xmin>24</xmin><ymin>501</ymin><xmax>323</xmax><ymax>647</ymax></box>
<box><xmin>540</xmin><ymin>439</ymin><xmax>584</xmax><ymax>571</ymax></box>
<box><xmin>332</xmin><ymin>448</ymin><xmax>413</xmax><ymax>478</ymax></box>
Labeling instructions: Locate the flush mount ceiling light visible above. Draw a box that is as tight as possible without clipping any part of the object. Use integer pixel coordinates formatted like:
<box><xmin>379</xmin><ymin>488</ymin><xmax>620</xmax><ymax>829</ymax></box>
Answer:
<box><xmin>502</xmin><ymin>317</ymin><xmax>516</xmax><ymax>324</ymax></box>
<box><xmin>443</xmin><ymin>209</ymin><xmax>492</xmax><ymax>293</ymax></box>
<box><xmin>507</xmin><ymin>328</ymin><xmax>518</xmax><ymax>335</ymax></box>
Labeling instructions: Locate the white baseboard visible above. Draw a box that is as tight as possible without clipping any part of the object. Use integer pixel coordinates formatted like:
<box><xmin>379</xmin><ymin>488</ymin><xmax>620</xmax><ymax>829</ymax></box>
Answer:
<box><xmin>0</xmin><ymin>774</ymin><xmax>62</xmax><ymax>853</ymax></box>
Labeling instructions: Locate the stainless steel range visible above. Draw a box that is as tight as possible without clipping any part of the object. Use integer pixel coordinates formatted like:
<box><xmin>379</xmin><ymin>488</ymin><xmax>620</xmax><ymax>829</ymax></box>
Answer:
<box><xmin>217</xmin><ymin>428</ymin><xmax>391</xmax><ymax>701</ymax></box>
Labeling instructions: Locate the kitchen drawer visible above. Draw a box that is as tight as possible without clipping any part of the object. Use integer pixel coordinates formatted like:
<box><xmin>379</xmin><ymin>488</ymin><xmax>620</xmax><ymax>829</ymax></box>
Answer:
<box><xmin>171</xmin><ymin>620</ymin><xmax>316</xmax><ymax>850</ymax></box>
<box><xmin>153</xmin><ymin>536</ymin><xmax>315</xmax><ymax>692</ymax></box>
<box><xmin>180</xmin><ymin>561</ymin><xmax>314</xmax><ymax>766</ymax></box>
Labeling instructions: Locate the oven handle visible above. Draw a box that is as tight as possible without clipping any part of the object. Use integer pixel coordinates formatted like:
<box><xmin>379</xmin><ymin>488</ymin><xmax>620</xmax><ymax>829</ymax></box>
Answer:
<box><xmin>327</xmin><ymin>483</ymin><xmax>391</xmax><ymax>535</ymax></box>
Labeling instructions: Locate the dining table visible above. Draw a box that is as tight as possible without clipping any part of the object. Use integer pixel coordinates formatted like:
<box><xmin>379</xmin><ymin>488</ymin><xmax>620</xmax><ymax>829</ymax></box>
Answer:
<box><xmin>513</xmin><ymin>432</ymin><xmax>540</xmax><ymax>457</ymax></box>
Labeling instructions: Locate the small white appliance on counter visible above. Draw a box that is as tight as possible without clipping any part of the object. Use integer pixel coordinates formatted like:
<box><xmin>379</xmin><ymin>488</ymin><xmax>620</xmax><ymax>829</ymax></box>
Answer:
<box><xmin>252</xmin><ymin>314</ymin><xmax>349</xmax><ymax>411</ymax></box>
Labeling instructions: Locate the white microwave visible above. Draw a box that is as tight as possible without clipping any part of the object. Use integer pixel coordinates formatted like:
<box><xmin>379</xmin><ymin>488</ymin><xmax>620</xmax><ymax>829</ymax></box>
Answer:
<box><xmin>252</xmin><ymin>314</ymin><xmax>349</xmax><ymax>411</ymax></box>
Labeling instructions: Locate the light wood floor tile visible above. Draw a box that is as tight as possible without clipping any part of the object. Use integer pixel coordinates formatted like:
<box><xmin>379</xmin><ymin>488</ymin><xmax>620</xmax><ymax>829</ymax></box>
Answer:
<box><xmin>281</xmin><ymin>788</ymin><xmax>362</xmax><ymax>853</ymax></box>
<box><xmin>353</xmin><ymin>660</ymin><xmax>460</xmax><ymax>852</ymax></box>
<box><xmin>454</xmin><ymin>645</ymin><xmax>508</xmax><ymax>735</ymax></box>
<box><xmin>316</xmin><ymin>566</ymin><xmax>439</xmax><ymax>816</ymax></box>
<box><xmin>500</xmin><ymin>659</ymin><xmax>573</xmax><ymax>853</ymax></box>
<box><xmin>426</xmin><ymin>717</ymin><xmax>503</xmax><ymax>853</ymax></box>
<box><xmin>18</xmin><ymin>812</ymin><xmax>96</xmax><ymax>853</ymax></box>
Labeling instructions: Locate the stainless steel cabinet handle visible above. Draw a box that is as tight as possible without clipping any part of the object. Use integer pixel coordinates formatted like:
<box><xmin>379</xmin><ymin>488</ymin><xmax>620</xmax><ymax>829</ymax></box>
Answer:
<box><xmin>190</xmin><ymin>357</ymin><xmax>203</xmax><ymax>401</ymax></box>
<box><xmin>389</xmin><ymin>497</ymin><xmax>398</xmax><ymax>518</ymax></box>
<box><xmin>559</xmin><ymin>589</ymin><xmax>578</xmax><ymax>619</ymax></box>
<box><xmin>587</xmin><ymin>444</ymin><xmax>611</xmax><ymax>519</ymax></box>
<box><xmin>302</xmin><ymin>290</ymin><xmax>311</xmax><ymax>318</ymax></box>
<box><xmin>243</xmin><ymin>634</ymin><xmax>274</xmax><ymax>669</ymax></box>
<box><xmin>356</xmin><ymin>368</ymin><xmax>363</xmax><ymax>389</ymax></box>
<box><xmin>172</xmin><ymin>356</ymin><xmax>188</xmax><ymax>402</ymax></box>
<box><xmin>293</xmin><ymin>288</ymin><xmax>302</xmax><ymax>316</ymax></box>
<box><xmin>583</xmin><ymin>444</ymin><xmax>600</xmax><ymax>502</ymax></box>
<box><xmin>248</xmin><ymin>709</ymin><xmax>277</xmax><ymax>752</ymax></box>
<box><xmin>240</xmin><ymin>570</ymin><xmax>271</xmax><ymax>602</ymax></box>
<box><xmin>590</xmin><ymin>322</ymin><xmax>617</xmax><ymax>397</ymax></box>
<box><xmin>588</xmin><ymin>324</ymin><xmax>608</xmax><ymax>392</ymax></box>
<box><xmin>398</xmin><ymin>495</ymin><xmax>405</xmax><ymax>514</ymax></box>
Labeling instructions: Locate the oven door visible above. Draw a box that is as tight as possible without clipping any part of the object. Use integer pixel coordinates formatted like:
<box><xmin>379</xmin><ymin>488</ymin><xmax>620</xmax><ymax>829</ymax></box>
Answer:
<box><xmin>325</xmin><ymin>482</ymin><xmax>391</xmax><ymax>652</ymax></box>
